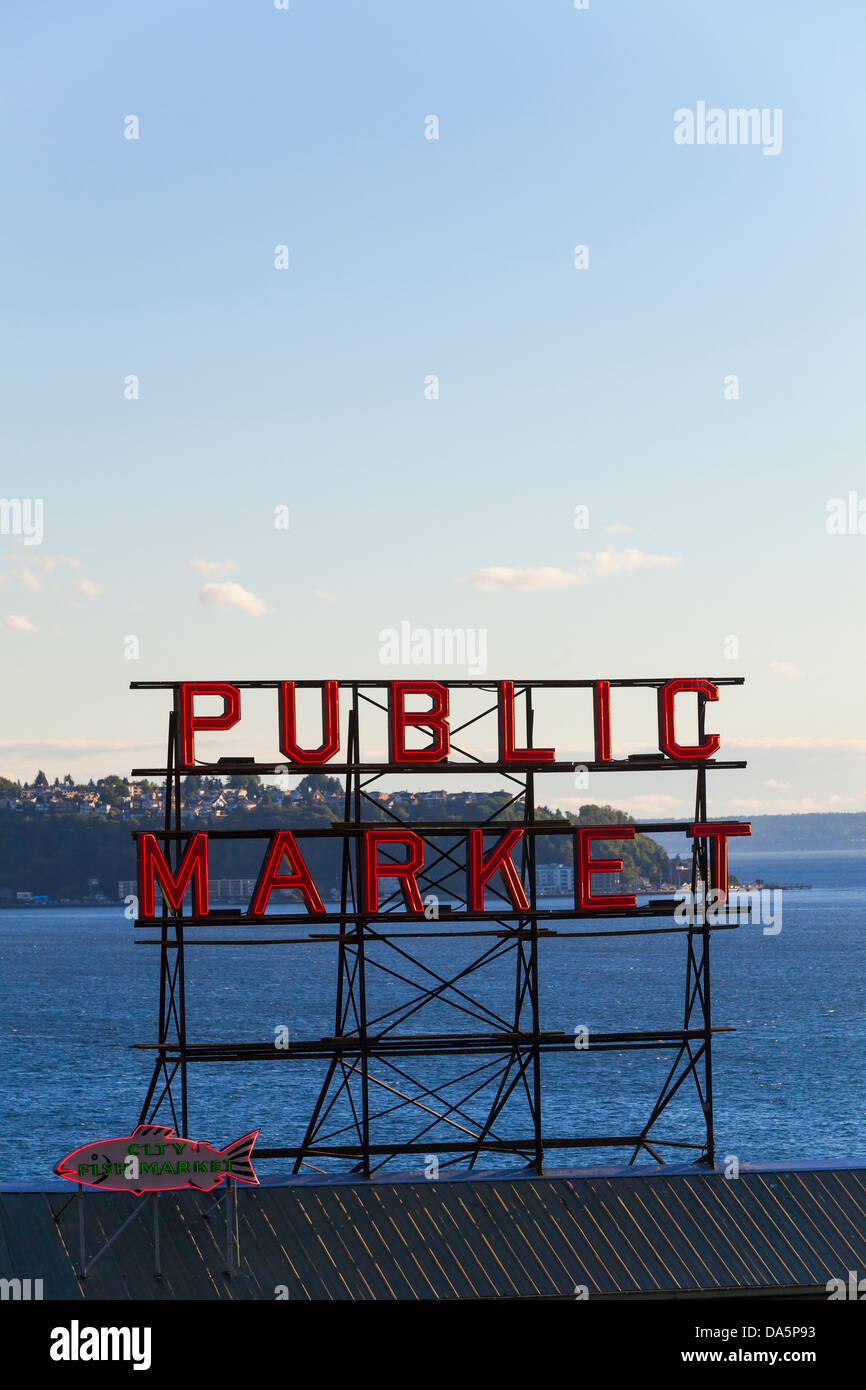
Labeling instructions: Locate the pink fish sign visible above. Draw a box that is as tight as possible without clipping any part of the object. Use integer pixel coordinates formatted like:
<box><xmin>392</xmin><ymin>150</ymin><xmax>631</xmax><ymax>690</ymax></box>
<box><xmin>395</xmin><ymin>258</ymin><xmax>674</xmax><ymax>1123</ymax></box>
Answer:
<box><xmin>55</xmin><ymin>1123</ymin><xmax>259</xmax><ymax>1194</ymax></box>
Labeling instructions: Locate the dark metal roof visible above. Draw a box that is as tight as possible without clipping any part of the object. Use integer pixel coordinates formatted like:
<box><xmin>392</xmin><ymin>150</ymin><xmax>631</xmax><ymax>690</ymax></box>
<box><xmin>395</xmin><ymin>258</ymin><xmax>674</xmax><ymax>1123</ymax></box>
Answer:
<box><xmin>3</xmin><ymin>1163</ymin><xmax>865</xmax><ymax>1300</ymax></box>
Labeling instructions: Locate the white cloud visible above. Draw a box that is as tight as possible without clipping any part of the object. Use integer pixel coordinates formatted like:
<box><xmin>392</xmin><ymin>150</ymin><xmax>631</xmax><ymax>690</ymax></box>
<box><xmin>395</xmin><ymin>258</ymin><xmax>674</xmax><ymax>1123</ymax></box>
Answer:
<box><xmin>17</xmin><ymin>556</ymin><xmax>80</xmax><ymax>591</ymax></box>
<box><xmin>314</xmin><ymin>589</ymin><xmax>337</xmax><ymax>601</ymax></box>
<box><xmin>79</xmin><ymin>578</ymin><xmax>102</xmax><ymax>596</ymax></box>
<box><xmin>767</xmin><ymin>661</ymin><xmax>800</xmax><ymax>678</ymax></box>
<box><xmin>603</xmin><ymin>522</ymin><xmax>638</xmax><ymax>534</ymax></box>
<box><xmin>38</xmin><ymin>556</ymin><xmax>79</xmax><ymax>573</ymax></box>
<box><xmin>579</xmin><ymin>547</ymin><xmax>680</xmax><ymax>578</ymax></box>
<box><xmin>463</xmin><ymin>549</ymin><xmax>679</xmax><ymax>590</ymax></box>
<box><xmin>763</xmin><ymin>779</ymin><xmax>790</xmax><ymax>789</ymax></box>
<box><xmin>4</xmin><ymin>615</ymin><xmax>36</xmax><ymax>632</ymax></box>
<box><xmin>190</xmin><ymin>559</ymin><xmax>237</xmax><ymax>577</ymax></box>
<box><xmin>199</xmin><ymin>581</ymin><xmax>273</xmax><ymax>617</ymax></box>
<box><xmin>465</xmin><ymin>566</ymin><xmax>581</xmax><ymax>591</ymax></box>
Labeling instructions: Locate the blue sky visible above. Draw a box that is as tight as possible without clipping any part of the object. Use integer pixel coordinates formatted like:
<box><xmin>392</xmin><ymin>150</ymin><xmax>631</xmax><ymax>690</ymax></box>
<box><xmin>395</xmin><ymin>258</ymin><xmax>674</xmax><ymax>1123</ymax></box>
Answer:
<box><xmin>1</xmin><ymin>0</ymin><xmax>864</xmax><ymax>816</ymax></box>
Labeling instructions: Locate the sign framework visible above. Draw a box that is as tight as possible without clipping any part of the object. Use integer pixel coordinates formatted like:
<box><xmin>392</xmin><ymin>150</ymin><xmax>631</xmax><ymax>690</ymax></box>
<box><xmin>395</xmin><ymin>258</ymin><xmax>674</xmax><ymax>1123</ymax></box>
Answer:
<box><xmin>130</xmin><ymin>676</ymin><xmax>748</xmax><ymax>1177</ymax></box>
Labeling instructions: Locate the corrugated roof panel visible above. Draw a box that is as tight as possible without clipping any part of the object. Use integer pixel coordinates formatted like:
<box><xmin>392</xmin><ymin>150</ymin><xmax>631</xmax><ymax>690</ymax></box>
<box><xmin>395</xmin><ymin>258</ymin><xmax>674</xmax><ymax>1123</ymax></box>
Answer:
<box><xmin>570</xmin><ymin>1178</ymin><xmax>702</xmax><ymax>1292</ymax></box>
<box><xmin>4</xmin><ymin>1163</ymin><xmax>865</xmax><ymax>1300</ymax></box>
<box><xmin>486</xmin><ymin>1182</ymin><xmax>576</xmax><ymax>1295</ymax></box>
<box><xmin>728</xmin><ymin>1174</ymin><xmax>832</xmax><ymax>1282</ymax></box>
<box><xmin>387</xmin><ymin>1186</ymin><xmax>482</xmax><ymax>1298</ymax></box>
<box><xmin>496</xmin><ymin>1180</ymin><xmax>592</xmax><ymax>1293</ymax></box>
<box><xmin>786</xmin><ymin>1170</ymin><xmax>866</xmax><ymax>1269</ymax></box>
<box><xmin>582</xmin><ymin>1179</ymin><xmax>690</xmax><ymax>1293</ymax></box>
<box><xmin>657</xmin><ymin>1176</ymin><xmax>776</xmax><ymax>1289</ymax></box>
<box><xmin>1</xmin><ymin>1195</ymin><xmax>82</xmax><ymax>1300</ymax></box>
<box><xmin>727</xmin><ymin>1173</ymin><xmax>840</xmax><ymax>1282</ymax></box>
<box><xmin>341</xmin><ymin>1186</ymin><xmax>426</xmax><ymax>1299</ymax></box>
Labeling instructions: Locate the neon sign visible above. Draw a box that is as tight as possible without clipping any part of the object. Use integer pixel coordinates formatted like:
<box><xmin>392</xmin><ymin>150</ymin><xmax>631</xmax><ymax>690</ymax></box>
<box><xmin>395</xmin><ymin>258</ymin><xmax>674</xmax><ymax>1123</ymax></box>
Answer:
<box><xmin>170</xmin><ymin>676</ymin><xmax>727</xmax><ymax>769</ymax></box>
<box><xmin>56</xmin><ymin>1124</ymin><xmax>259</xmax><ymax>1194</ymax></box>
<box><xmin>126</xmin><ymin>675</ymin><xmax>750</xmax><ymax>1174</ymax></box>
<box><xmin>133</xmin><ymin>677</ymin><xmax>750</xmax><ymax>921</ymax></box>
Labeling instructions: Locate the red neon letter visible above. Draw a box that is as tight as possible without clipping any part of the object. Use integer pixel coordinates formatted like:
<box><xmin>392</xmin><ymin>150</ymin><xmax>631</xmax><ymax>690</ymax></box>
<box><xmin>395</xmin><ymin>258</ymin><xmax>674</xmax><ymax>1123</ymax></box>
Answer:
<box><xmin>249</xmin><ymin>831</ymin><xmax>325</xmax><ymax>915</ymax></box>
<box><xmin>179</xmin><ymin>682</ymin><xmax>241</xmax><ymax>766</ymax></box>
<box><xmin>576</xmin><ymin>826</ymin><xmax>636</xmax><ymax>910</ymax></box>
<box><xmin>363</xmin><ymin>830</ymin><xmax>425</xmax><ymax>912</ymax></box>
<box><xmin>690</xmin><ymin>821</ymin><xmax>751</xmax><ymax>901</ymax></box>
<box><xmin>498</xmin><ymin>681</ymin><xmax>555</xmax><ymax>764</ymax></box>
<box><xmin>138</xmin><ymin>832</ymin><xmax>209</xmax><ymax>918</ymax></box>
<box><xmin>278</xmin><ymin>681</ymin><xmax>340</xmax><ymax>764</ymax></box>
<box><xmin>388</xmin><ymin>681</ymin><xmax>450</xmax><ymax>763</ymax></box>
<box><xmin>467</xmin><ymin>828</ymin><xmax>529</xmax><ymax>911</ymax></box>
<box><xmin>657</xmin><ymin>679</ymin><xmax>720</xmax><ymax>760</ymax></box>
<box><xmin>593</xmin><ymin>680</ymin><xmax>612</xmax><ymax>762</ymax></box>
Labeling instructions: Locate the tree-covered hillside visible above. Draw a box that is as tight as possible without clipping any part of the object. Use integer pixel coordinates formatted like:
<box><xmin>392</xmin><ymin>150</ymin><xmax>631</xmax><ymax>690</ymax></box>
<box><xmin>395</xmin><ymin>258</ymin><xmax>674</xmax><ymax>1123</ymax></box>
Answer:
<box><xmin>0</xmin><ymin>776</ymin><xmax>680</xmax><ymax>899</ymax></box>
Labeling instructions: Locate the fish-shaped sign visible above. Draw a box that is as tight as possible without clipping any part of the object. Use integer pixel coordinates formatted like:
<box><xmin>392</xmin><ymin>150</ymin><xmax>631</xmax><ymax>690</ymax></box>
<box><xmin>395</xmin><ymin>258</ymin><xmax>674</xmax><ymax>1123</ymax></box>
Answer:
<box><xmin>55</xmin><ymin>1123</ymin><xmax>260</xmax><ymax>1194</ymax></box>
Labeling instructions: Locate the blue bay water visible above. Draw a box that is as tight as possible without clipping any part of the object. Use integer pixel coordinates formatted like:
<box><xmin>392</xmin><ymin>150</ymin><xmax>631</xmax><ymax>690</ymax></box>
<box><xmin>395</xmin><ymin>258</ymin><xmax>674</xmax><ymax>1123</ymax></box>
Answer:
<box><xmin>1</xmin><ymin>850</ymin><xmax>864</xmax><ymax>1182</ymax></box>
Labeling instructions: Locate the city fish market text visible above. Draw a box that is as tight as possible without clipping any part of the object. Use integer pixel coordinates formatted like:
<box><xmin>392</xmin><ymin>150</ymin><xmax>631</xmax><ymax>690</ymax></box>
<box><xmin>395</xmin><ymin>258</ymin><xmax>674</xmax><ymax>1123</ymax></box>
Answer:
<box><xmin>55</xmin><ymin>1124</ymin><xmax>259</xmax><ymax>1194</ymax></box>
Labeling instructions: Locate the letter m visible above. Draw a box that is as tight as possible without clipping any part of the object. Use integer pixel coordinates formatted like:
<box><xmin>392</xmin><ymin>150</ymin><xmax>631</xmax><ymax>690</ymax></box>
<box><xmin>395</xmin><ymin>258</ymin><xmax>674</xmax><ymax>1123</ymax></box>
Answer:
<box><xmin>433</xmin><ymin>629</ymin><xmax>465</xmax><ymax>665</ymax></box>
<box><xmin>101</xmin><ymin>1329</ymin><xmax>130</xmax><ymax>1361</ymax></box>
<box><xmin>137</xmin><ymin>832</ymin><xmax>209</xmax><ymax>918</ymax></box>
<box><xmin>730</xmin><ymin>108</ymin><xmax>760</xmax><ymax>144</ymax></box>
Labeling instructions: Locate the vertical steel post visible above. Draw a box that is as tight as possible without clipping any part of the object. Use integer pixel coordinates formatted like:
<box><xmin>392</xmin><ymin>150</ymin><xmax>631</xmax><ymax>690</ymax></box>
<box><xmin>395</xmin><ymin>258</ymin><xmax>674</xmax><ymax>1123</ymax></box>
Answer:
<box><xmin>525</xmin><ymin>689</ymin><xmax>543</xmax><ymax>1173</ymax></box>
<box><xmin>77</xmin><ymin>1185</ymin><xmax>85</xmax><ymax>1278</ymax></box>
<box><xmin>153</xmin><ymin>1194</ymin><xmax>161</xmax><ymax>1277</ymax></box>
<box><xmin>172</xmin><ymin>688</ymin><xmax>189</xmax><ymax>1136</ymax></box>
<box><xmin>353</xmin><ymin>685</ymin><xmax>371</xmax><ymax>1177</ymax></box>
<box><xmin>138</xmin><ymin>708</ymin><xmax>176</xmax><ymax>1124</ymax></box>
<box><xmin>225</xmin><ymin>1179</ymin><xmax>233</xmax><ymax>1276</ymax></box>
<box><xmin>697</xmin><ymin>696</ymin><xmax>713</xmax><ymax>1165</ymax></box>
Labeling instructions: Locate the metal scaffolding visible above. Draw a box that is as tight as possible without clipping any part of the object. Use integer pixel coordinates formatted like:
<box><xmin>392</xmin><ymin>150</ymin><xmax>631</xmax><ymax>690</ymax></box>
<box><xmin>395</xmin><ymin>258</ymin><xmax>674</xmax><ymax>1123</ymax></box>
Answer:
<box><xmin>130</xmin><ymin>678</ymin><xmax>746</xmax><ymax>1176</ymax></box>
